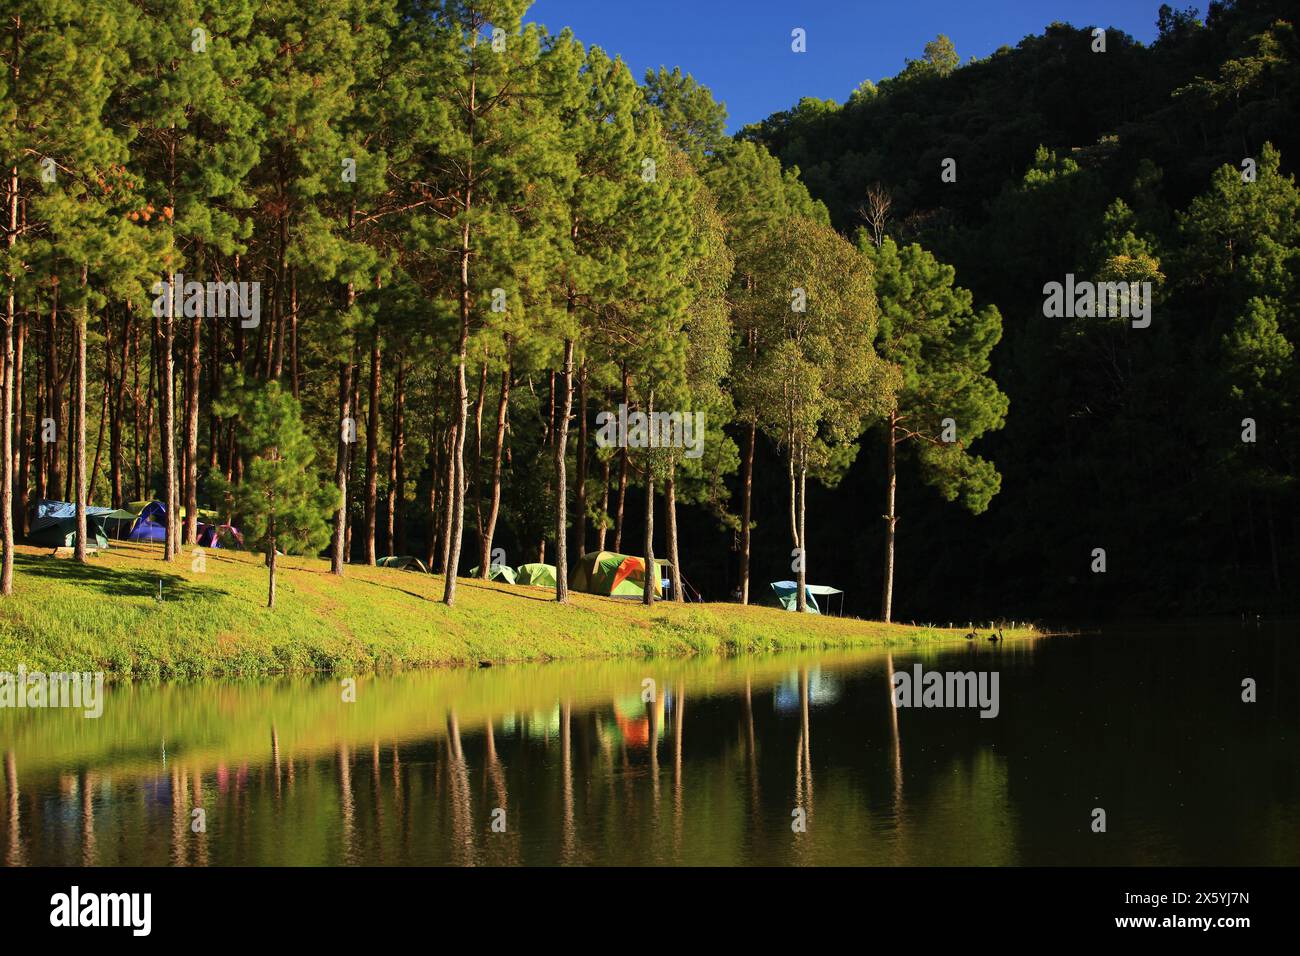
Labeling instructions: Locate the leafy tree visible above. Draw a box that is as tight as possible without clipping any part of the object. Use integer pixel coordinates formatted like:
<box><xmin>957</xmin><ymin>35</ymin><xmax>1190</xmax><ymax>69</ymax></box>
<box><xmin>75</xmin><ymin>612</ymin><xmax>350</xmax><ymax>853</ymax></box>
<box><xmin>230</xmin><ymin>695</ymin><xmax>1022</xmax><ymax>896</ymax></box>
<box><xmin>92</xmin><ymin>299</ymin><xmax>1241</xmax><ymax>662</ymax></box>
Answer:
<box><xmin>749</xmin><ymin>217</ymin><xmax>892</xmax><ymax>611</ymax></box>
<box><xmin>213</xmin><ymin>380</ymin><xmax>335</xmax><ymax>607</ymax></box>
<box><xmin>860</xmin><ymin>235</ymin><xmax>1008</xmax><ymax>621</ymax></box>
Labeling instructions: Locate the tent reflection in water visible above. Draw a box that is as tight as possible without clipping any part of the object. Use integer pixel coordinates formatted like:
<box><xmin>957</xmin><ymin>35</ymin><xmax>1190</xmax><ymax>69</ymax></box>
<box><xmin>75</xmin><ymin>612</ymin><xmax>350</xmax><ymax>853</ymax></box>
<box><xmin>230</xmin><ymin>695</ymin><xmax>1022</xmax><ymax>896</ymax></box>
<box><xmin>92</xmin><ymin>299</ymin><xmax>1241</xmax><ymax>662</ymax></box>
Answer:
<box><xmin>766</xmin><ymin>580</ymin><xmax>846</xmax><ymax>615</ymax></box>
<box><xmin>569</xmin><ymin>551</ymin><xmax>669</xmax><ymax>599</ymax></box>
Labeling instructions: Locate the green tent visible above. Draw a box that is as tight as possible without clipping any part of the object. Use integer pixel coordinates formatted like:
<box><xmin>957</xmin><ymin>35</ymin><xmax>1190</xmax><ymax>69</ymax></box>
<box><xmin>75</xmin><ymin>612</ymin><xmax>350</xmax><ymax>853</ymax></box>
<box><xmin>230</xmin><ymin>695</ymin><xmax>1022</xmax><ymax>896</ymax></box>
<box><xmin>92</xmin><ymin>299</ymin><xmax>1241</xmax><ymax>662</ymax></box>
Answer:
<box><xmin>765</xmin><ymin>581</ymin><xmax>845</xmax><ymax>615</ymax></box>
<box><xmin>469</xmin><ymin>564</ymin><xmax>517</xmax><ymax>584</ymax></box>
<box><xmin>570</xmin><ymin>551</ymin><xmax>669</xmax><ymax>599</ymax></box>
<box><xmin>102</xmin><ymin>508</ymin><xmax>138</xmax><ymax>539</ymax></box>
<box><xmin>28</xmin><ymin>514</ymin><xmax>109</xmax><ymax>550</ymax></box>
<box><xmin>377</xmin><ymin>555</ymin><xmax>429</xmax><ymax>573</ymax></box>
<box><xmin>515</xmin><ymin>562</ymin><xmax>557</xmax><ymax>588</ymax></box>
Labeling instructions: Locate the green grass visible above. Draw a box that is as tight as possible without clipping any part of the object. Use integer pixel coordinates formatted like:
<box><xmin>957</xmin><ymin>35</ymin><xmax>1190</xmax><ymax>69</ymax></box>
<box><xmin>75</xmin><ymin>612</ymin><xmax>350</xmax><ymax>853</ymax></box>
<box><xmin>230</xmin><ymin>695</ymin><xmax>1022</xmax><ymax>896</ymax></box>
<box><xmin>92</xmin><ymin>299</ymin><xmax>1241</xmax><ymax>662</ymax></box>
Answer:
<box><xmin>0</xmin><ymin>540</ymin><xmax>1037</xmax><ymax>677</ymax></box>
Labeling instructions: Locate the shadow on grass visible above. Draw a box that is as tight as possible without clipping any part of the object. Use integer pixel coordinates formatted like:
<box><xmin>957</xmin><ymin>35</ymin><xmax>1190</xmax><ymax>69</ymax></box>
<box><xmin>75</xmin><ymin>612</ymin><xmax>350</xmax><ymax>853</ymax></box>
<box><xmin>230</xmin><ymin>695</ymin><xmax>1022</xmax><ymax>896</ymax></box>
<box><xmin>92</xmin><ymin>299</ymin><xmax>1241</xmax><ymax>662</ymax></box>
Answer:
<box><xmin>15</xmin><ymin>553</ymin><xmax>229</xmax><ymax>602</ymax></box>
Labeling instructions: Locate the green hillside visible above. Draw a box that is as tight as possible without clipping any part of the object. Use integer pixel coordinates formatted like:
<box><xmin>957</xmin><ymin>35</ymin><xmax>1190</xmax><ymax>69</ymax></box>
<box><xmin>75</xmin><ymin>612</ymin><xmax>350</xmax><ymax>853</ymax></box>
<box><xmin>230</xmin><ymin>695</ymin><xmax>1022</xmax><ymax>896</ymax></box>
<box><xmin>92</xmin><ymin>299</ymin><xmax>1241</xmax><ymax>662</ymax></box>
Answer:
<box><xmin>0</xmin><ymin>542</ymin><xmax>1034</xmax><ymax>678</ymax></box>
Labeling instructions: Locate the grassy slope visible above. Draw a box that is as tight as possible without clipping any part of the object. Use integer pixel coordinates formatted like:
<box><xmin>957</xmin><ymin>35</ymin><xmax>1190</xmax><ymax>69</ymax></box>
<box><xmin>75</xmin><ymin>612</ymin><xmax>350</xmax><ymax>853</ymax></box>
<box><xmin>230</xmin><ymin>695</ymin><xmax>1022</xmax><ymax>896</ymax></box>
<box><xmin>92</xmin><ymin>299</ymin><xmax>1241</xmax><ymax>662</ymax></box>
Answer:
<box><xmin>0</xmin><ymin>541</ymin><xmax>1035</xmax><ymax>677</ymax></box>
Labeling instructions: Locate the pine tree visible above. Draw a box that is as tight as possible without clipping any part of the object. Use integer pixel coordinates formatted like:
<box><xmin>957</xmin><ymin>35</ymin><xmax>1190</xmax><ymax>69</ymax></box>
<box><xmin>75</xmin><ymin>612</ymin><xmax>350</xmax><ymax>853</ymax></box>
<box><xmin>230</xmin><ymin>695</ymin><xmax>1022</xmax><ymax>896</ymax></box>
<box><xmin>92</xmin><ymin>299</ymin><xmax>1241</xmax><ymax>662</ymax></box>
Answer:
<box><xmin>213</xmin><ymin>380</ymin><xmax>334</xmax><ymax>607</ymax></box>
<box><xmin>861</xmin><ymin>235</ymin><xmax>1008</xmax><ymax>621</ymax></box>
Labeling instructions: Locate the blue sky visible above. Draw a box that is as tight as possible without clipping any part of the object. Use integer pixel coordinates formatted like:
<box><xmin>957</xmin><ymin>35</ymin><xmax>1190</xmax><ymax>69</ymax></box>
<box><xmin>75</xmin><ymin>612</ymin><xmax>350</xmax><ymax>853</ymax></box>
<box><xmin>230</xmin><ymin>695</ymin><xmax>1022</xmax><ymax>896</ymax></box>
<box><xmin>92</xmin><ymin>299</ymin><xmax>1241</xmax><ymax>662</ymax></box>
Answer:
<box><xmin>526</xmin><ymin>0</ymin><xmax>1164</xmax><ymax>131</ymax></box>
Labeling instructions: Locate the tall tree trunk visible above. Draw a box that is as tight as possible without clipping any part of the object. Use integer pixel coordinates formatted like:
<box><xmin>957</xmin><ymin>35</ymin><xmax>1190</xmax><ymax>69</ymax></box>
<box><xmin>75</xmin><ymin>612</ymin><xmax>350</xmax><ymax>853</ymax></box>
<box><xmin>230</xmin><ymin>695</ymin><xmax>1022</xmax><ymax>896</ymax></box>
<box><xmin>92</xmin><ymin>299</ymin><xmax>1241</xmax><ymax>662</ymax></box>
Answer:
<box><xmin>642</xmin><ymin>390</ymin><xmax>655</xmax><ymax>607</ymax></box>
<box><xmin>471</xmin><ymin>361</ymin><xmax>487</xmax><ymax>571</ymax></box>
<box><xmin>108</xmin><ymin>310</ymin><xmax>129</xmax><ymax>507</ymax></box>
<box><xmin>386</xmin><ymin>356</ymin><xmax>404</xmax><ymax>555</ymax></box>
<box><xmin>344</xmin><ymin>341</ymin><xmax>360</xmax><ymax>560</ymax></box>
<box><xmin>330</xmin><ymin>349</ymin><xmax>354</xmax><ymax>575</ymax></box>
<box><xmin>444</xmin><ymin>205</ymin><xmax>473</xmax><ymax>604</ymax></box>
<box><xmin>596</xmin><ymin>456</ymin><xmax>610</xmax><ymax>550</ymax></box>
<box><xmin>573</xmin><ymin>360</ymin><xmax>587</xmax><ymax>561</ymax></box>
<box><xmin>46</xmin><ymin>284</ymin><xmax>61</xmax><ymax>508</ymax></box>
<box><xmin>184</xmin><ymin>281</ymin><xmax>201</xmax><ymax>545</ymax></box>
<box><xmin>74</xmin><ymin>273</ymin><xmax>88</xmax><ymax>564</ymax></box>
<box><xmin>666</xmin><ymin>465</ymin><xmax>683</xmax><ymax>602</ymax></box>
<box><xmin>1</xmin><ymin>161</ymin><xmax>15</xmax><ymax>594</ymax></box>
<box><xmin>34</xmin><ymin>324</ymin><xmax>45</xmax><ymax>506</ymax></box>
<box><xmin>208</xmin><ymin>277</ymin><xmax>220</xmax><ymax>470</ymax></box>
<box><xmin>440</xmin><ymin>418</ymin><xmax>458</xmax><ymax>578</ymax></box>
<box><xmin>267</xmin><ymin>529</ymin><xmax>277</xmax><ymax>609</ymax></box>
<box><xmin>790</xmin><ymin>460</ymin><xmax>800</xmax><ymax>616</ymax></box>
<box><xmin>739</xmin><ymin>420</ymin><xmax>756</xmax><ymax>604</ymax></box>
<box><xmin>131</xmin><ymin>315</ymin><xmax>142</xmax><ymax>501</ymax></box>
<box><xmin>363</xmin><ymin>325</ymin><xmax>381</xmax><ymax>565</ymax></box>
<box><xmin>881</xmin><ymin>412</ymin><xmax>898</xmax><ymax>622</ymax></box>
<box><xmin>789</xmin><ymin>444</ymin><xmax>804</xmax><ymax>612</ymax></box>
<box><xmin>613</xmin><ymin>364</ymin><xmax>629</xmax><ymax>551</ymax></box>
<box><xmin>478</xmin><ymin>353</ymin><xmax>509</xmax><ymax>577</ymax></box>
<box><xmin>88</xmin><ymin>324</ymin><xmax>108</xmax><ymax>500</ymax></box>
<box><xmin>12</xmin><ymin>308</ymin><xmax>24</xmax><ymax>536</ymax></box>
<box><xmin>554</xmin><ymin>339</ymin><xmax>574</xmax><ymax>602</ymax></box>
<box><xmin>289</xmin><ymin>268</ymin><xmax>300</xmax><ymax>398</ymax></box>
<box><xmin>161</xmin><ymin>274</ymin><xmax>177</xmax><ymax>560</ymax></box>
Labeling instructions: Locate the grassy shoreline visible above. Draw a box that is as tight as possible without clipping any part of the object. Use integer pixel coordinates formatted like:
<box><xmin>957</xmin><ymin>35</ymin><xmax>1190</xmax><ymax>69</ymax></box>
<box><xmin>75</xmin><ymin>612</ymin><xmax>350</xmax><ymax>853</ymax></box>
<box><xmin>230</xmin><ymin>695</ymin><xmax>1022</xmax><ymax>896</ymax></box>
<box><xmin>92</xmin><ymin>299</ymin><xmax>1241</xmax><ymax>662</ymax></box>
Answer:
<box><xmin>0</xmin><ymin>541</ymin><xmax>1038</xmax><ymax>678</ymax></box>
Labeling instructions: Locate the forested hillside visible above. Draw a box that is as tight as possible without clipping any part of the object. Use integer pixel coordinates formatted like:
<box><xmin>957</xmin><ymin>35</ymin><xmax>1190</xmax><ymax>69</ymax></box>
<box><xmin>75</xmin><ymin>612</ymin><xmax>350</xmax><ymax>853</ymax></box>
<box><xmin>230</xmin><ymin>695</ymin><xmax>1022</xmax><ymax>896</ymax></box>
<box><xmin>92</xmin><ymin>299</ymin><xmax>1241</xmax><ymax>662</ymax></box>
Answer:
<box><xmin>739</xmin><ymin>0</ymin><xmax>1299</xmax><ymax>618</ymax></box>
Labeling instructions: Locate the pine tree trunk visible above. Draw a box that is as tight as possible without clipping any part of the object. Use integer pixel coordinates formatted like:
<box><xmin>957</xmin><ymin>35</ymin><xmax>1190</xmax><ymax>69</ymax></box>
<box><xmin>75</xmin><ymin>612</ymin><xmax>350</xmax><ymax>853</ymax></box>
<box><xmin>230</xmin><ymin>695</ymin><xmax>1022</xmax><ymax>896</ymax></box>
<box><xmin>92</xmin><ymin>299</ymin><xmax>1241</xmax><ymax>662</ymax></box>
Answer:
<box><xmin>881</xmin><ymin>413</ymin><xmax>898</xmax><ymax>622</ymax></box>
<box><xmin>12</xmin><ymin>308</ymin><xmax>25</xmax><ymax>536</ymax></box>
<box><xmin>597</xmin><ymin>457</ymin><xmax>610</xmax><ymax>550</ymax></box>
<box><xmin>790</xmin><ymin>455</ymin><xmax>800</xmax><ymax>613</ymax></box>
<box><xmin>0</xmin><ymin>162</ymin><xmax>15</xmax><ymax>595</ymax></box>
<box><xmin>573</xmin><ymin>361</ymin><xmax>587</xmax><ymax>562</ymax></box>
<box><xmin>739</xmin><ymin>420</ymin><xmax>755</xmax><ymax>604</ymax></box>
<box><xmin>267</xmin><ymin>532</ymin><xmax>277</xmax><ymax>609</ymax></box>
<box><xmin>666</xmin><ymin>466</ymin><xmax>683</xmax><ymax>602</ymax></box>
<box><xmin>109</xmin><ymin>311</ymin><xmax>129</xmax><ymax>508</ymax></box>
<box><xmin>642</xmin><ymin>390</ymin><xmax>655</xmax><ymax>607</ymax></box>
<box><xmin>363</xmin><ymin>325</ymin><xmax>381</xmax><ymax>565</ymax></box>
<box><xmin>471</xmin><ymin>361</ymin><xmax>487</xmax><ymax>571</ymax></box>
<box><xmin>440</xmin><ymin>418</ymin><xmax>457</xmax><ymax>577</ymax></box>
<box><xmin>344</xmin><ymin>345</ymin><xmax>360</xmax><ymax>559</ymax></box>
<box><xmin>613</xmin><ymin>364</ymin><xmax>629</xmax><ymax>551</ymax></box>
<box><xmin>478</xmin><ymin>355</ymin><xmax>509</xmax><ymax>577</ymax></box>
<box><xmin>554</xmin><ymin>339</ymin><xmax>574</xmax><ymax>602</ymax></box>
<box><xmin>330</xmin><ymin>349</ymin><xmax>354</xmax><ymax>575</ymax></box>
<box><xmin>46</xmin><ymin>284</ymin><xmax>61</xmax><ymax>508</ymax></box>
<box><xmin>789</xmin><ymin>447</ymin><xmax>804</xmax><ymax>612</ymax></box>
<box><xmin>162</xmin><ymin>275</ymin><xmax>177</xmax><ymax>560</ymax></box>
<box><xmin>386</xmin><ymin>356</ymin><xmax>404</xmax><ymax>555</ymax></box>
<box><xmin>74</xmin><ymin>282</ymin><xmax>88</xmax><ymax>564</ymax></box>
<box><xmin>183</xmin><ymin>288</ymin><xmax>201</xmax><ymax>545</ymax></box>
<box><xmin>88</xmin><ymin>331</ymin><xmax>108</xmax><ymax>499</ymax></box>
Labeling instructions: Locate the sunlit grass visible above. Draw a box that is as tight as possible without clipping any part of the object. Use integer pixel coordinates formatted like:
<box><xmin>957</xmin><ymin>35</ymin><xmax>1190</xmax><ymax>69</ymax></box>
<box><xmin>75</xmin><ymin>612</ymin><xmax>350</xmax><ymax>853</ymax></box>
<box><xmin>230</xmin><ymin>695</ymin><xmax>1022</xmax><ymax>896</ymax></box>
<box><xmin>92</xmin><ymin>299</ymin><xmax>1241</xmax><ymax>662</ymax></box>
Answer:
<box><xmin>0</xmin><ymin>540</ymin><xmax>1037</xmax><ymax>677</ymax></box>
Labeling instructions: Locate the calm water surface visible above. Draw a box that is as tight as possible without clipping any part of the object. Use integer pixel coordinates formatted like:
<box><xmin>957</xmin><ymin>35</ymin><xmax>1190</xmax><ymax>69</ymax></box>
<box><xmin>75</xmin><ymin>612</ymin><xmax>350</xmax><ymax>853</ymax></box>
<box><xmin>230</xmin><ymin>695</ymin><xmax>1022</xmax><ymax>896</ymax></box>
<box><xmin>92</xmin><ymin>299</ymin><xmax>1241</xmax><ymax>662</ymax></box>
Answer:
<box><xmin>2</xmin><ymin>624</ymin><xmax>1296</xmax><ymax>865</ymax></box>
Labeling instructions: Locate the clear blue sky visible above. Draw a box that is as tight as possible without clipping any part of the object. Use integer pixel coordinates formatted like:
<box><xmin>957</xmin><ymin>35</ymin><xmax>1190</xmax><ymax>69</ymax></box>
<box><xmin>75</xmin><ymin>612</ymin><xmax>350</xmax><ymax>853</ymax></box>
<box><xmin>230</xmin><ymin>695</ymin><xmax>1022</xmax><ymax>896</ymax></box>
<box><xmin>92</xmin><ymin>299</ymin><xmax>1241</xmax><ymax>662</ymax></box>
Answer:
<box><xmin>526</xmin><ymin>0</ymin><xmax>1163</xmax><ymax>131</ymax></box>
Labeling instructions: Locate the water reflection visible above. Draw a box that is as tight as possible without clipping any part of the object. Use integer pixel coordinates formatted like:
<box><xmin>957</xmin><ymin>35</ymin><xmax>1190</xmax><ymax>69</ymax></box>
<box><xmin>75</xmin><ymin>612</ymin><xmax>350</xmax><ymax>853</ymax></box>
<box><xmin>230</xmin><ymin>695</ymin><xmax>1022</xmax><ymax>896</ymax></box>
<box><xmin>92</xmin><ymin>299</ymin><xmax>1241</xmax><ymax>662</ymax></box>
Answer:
<box><xmin>1</xmin><ymin>626</ymin><xmax>1296</xmax><ymax>866</ymax></box>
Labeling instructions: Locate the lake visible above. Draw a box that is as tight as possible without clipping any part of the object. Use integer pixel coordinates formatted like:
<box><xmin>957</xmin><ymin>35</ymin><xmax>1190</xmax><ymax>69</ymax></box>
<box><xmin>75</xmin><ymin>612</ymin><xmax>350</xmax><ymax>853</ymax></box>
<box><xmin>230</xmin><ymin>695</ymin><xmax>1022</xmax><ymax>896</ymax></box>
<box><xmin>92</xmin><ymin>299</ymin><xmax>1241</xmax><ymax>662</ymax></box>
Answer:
<box><xmin>2</xmin><ymin>623</ymin><xmax>1296</xmax><ymax>865</ymax></box>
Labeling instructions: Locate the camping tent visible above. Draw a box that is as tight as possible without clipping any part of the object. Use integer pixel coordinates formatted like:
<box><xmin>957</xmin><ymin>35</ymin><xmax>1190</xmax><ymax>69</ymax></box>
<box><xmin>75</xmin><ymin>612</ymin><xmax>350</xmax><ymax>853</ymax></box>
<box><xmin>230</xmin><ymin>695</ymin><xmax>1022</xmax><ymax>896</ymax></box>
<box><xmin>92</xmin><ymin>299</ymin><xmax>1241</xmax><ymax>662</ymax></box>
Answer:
<box><xmin>28</xmin><ymin>501</ymin><xmax>110</xmax><ymax>549</ymax></box>
<box><xmin>128</xmin><ymin>500</ymin><xmax>168</xmax><ymax>542</ymax></box>
<box><xmin>515</xmin><ymin>562</ymin><xmax>557</xmax><ymax>588</ymax></box>
<box><xmin>377</xmin><ymin>555</ymin><xmax>430</xmax><ymax>574</ymax></box>
<box><xmin>196</xmin><ymin>522</ymin><xmax>244</xmax><ymax>549</ymax></box>
<box><xmin>102</xmin><ymin>509</ymin><xmax>138</xmax><ymax>539</ymax></box>
<box><xmin>469</xmin><ymin>563</ymin><xmax>517</xmax><ymax>584</ymax></box>
<box><xmin>766</xmin><ymin>581</ymin><xmax>845</xmax><ymax>615</ymax></box>
<box><xmin>570</xmin><ymin>551</ymin><xmax>669</xmax><ymax>599</ymax></box>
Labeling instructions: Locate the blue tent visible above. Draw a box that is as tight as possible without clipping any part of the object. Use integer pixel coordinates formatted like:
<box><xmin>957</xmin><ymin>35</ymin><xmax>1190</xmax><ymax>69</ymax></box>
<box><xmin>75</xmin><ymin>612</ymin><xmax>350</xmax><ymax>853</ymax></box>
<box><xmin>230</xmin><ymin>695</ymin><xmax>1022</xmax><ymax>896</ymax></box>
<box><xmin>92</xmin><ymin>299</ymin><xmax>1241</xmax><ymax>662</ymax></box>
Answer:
<box><xmin>28</xmin><ymin>500</ymin><xmax>112</xmax><ymax>549</ymax></box>
<box><xmin>128</xmin><ymin>500</ymin><xmax>168</xmax><ymax>542</ymax></box>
